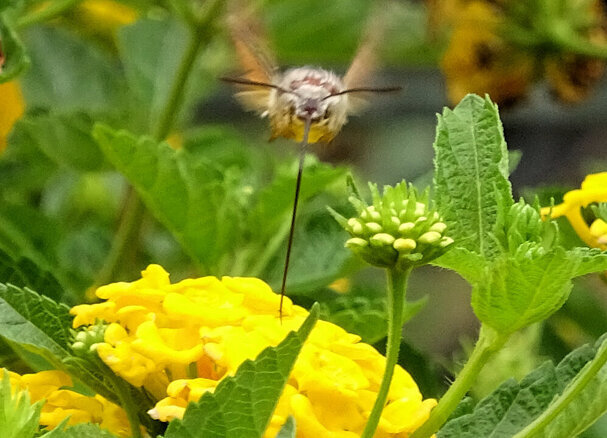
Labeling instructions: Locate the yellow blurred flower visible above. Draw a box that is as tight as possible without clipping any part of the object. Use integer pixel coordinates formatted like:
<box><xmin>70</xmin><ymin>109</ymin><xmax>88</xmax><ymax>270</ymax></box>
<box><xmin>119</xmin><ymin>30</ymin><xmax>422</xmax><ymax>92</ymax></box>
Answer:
<box><xmin>436</xmin><ymin>0</ymin><xmax>607</xmax><ymax>105</ymax></box>
<box><xmin>72</xmin><ymin>264</ymin><xmax>436</xmax><ymax>437</ymax></box>
<box><xmin>77</xmin><ymin>0</ymin><xmax>138</xmax><ymax>31</ymax></box>
<box><xmin>6</xmin><ymin>369</ymin><xmax>132</xmax><ymax>437</ymax></box>
<box><xmin>440</xmin><ymin>1</ymin><xmax>534</xmax><ymax>106</ymax></box>
<box><xmin>541</xmin><ymin>172</ymin><xmax>607</xmax><ymax>249</ymax></box>
<box><xmin>0</xmin><ymin>81</ymin><xmax>25</xmax><ymax>153</ymax></box>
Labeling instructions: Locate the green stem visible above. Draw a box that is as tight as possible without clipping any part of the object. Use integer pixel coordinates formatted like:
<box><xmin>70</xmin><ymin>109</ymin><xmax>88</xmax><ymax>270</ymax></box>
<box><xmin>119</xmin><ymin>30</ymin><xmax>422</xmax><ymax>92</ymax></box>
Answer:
<box><xmin>361</xmin><ymin>267</ymin><xmax>411</xmax><ymax>438</ymax></box>
<box><xmin>152</xmin><ymin>30</ymin><xmax>203</xmax><ymax>140</ymax></box>
<box><xmin>512</xmin><ymin>340</ymin><xmax>607</xmax><ymax>438</ymax></box>
<box><xmin>16</xmin><ymin>0</ymin><xmax>84</xmax><ymax>29</ymax></box>
<box><xmin>97</xmin><ymin>3</ymin><xmax>222</xmax><ymax>285</ymax></box>
<box><xmin>95</xmin><ymin>186</ymin><xmax>145</xmax><ymax>286</ymax></box>
<box><xmin>410</xmin><ymin>324</ymin><xmax>508</xmax><ymax>438</ymax></box>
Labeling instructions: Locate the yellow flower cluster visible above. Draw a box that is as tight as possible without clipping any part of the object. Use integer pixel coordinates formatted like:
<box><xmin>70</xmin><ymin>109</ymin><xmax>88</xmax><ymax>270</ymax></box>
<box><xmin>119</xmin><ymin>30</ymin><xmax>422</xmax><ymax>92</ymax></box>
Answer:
<box><xmin>6</xmin><ymin>369</ymin><xmax>131</xmax><ymax>436</ymax></box>
<box><xmin>436</xmin><ymin>0</ymin><xmax>607</xmax><ymax>105</ymax></box>
<box><xmin>541</xmin><ymin>172</ymin><xmax>607</xmax><ymax>250</ymax></box>
<box><xmin>71</xmin><ymin>265</ymin><xmax>436</xmax><ymax>437</ymax></box>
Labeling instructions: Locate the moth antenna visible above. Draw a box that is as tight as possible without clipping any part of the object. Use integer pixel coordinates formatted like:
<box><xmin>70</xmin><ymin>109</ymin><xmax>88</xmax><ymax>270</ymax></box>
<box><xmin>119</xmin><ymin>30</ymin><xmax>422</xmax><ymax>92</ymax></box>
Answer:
<box><xmin>220</xmin><ymin>76</ymin><xmax>297</xmax><ymax>96</ymax></box>
<box><xmin>279</xmin><ymin>115</ymin><xmax>312</xmax><ymax>321</ymax></box>
<box><xmin>322</xmin><ymin>86</ymin><xmax>402</xmax><ymax>100</ymax></box>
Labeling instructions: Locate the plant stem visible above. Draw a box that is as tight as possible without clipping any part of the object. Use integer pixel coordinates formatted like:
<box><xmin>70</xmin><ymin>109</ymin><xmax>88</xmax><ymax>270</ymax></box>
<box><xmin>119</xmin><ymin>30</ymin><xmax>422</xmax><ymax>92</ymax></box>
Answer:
<box><xmin>361</xmin><ymin>267</ymin><xmax>411</xmax><ymax>438</ymax></box>
<box><xmin>96</xmin><ymin>186</ymin><xmax>145</xmax><ymax>286</ymax></box>
<box><xmin>410</xmin><ymin>324</ymin><xmax>508</xmax><ymax>438</ymax></box>
<box><xmin>512</xmin><ymin>340</ymin><xmax>607</xmax><ymax>438</ymax></box>
<box><xmin>96</xmin><ymin>3</ymin><xmax>221</xmax><ymax>285</ymax></box>
<box><xmin>17</xmin><ymin>0</ymin><xmax>84</xmax><ymax>29</ymax></box>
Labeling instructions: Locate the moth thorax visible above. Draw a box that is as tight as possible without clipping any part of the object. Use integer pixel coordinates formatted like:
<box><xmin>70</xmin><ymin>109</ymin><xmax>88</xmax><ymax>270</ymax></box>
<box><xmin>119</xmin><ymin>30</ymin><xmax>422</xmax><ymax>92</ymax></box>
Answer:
<box><xmin>275</xmin><ymin>67</ymin><xmax>346</xmax><ymax>121</ymax></box>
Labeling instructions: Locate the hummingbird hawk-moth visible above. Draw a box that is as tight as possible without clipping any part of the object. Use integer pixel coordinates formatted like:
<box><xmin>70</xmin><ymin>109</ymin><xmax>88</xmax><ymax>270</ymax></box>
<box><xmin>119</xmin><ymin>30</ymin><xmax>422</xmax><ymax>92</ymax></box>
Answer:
<box><xmin>223</xmin><ymin>4</ymin><xmax>399</xmax><ymax>317</ymax></box>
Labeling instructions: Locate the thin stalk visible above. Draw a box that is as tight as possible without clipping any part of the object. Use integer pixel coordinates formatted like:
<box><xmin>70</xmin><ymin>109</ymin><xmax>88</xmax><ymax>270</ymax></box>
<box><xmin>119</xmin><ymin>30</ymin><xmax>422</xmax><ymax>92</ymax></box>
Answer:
<box><xmin>361</xmin><ymin>267</ymin><xmax>411</xmax><ymax>438</ymax></box>
<box><xmin>17</xmin><ymin>0</ymin><xmax>84</xmax><ymax>29</ymax></box>
<box><xmin>96</xmin><ymin>13</ymin><xmax>217</xmax><ymax>285</ymax></box>
<box><xmin>512</xmin><ymin>340</ymin><xmax>607</xmax><ymax>438</ymax></box>
<box><xmin>410</xmin><ymin>324</ymin><xmax>508</xmax><ymax>438</ymax></box>
<box><xmin>95</xmin><ymin>186</ymin><xmax>145</xmax><ymax>286</ymax></box>
<box><xmin>152</xmin><ymin>29</ymin><xmax>203</xmax><ymax>140</ymax></box>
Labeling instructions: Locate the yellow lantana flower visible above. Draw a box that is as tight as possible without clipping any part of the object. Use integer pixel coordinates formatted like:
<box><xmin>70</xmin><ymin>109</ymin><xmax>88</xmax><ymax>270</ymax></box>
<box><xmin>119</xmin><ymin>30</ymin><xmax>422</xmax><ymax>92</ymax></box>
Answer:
<box><xmin>439</xmin><ymin>1</ymin><xmax>534</xmax><ymax>106</ymax></box>
<box><xmin>0</xmin><ymin>81</ymin><xmax>25</xmax><ymax>153</ymax></box>
<box><xmin>6</xmin><ymin>369</ymin><xmax>132</xmax><ymax>437</ymax></box>
<box><xmin>71</xmin><ymin>265</ymin><xmax>436</xmax><ymax>437</ymax></box>
<box><xmin>541</xmin><ymin>172</ymin><xmax>607</xmax><ymax>249</ymax></box>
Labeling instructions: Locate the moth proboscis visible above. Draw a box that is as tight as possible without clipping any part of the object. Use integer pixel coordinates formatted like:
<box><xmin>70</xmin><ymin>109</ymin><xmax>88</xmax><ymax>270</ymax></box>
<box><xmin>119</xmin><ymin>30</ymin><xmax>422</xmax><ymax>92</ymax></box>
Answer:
<box><xmin>223</xmin><ymin>1</ymin><xmax>401</xmax><ymax>318</ymax></box>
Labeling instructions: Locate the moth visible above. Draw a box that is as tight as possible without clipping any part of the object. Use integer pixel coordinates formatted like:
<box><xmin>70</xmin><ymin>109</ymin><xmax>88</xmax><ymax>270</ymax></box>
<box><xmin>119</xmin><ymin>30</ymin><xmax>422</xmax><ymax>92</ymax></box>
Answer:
<box><xmin>223</xmin><ymin>4</ymin><xmax>399</xmax><ymax>317</ymax></box>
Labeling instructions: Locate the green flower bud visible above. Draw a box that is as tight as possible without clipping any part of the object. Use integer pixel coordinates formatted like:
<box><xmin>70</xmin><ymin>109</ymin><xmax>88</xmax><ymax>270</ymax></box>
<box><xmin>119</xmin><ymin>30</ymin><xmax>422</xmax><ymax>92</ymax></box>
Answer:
<box><xmin>429</xmin><ymin>222</ymin><xmax>447</xmax><ymax>233</ymax></box>
<box><xmin>370</xmin><ymin>233</ymin><xmax>396</xmax><ymax>246</ymax></box>
<box><xmin>71</xmin><ymin>321</ymin><xmax>107</xmax><ymax>356</ymax></box>
<box><xmin>346</xmin><ymin>237</ymin><xmax>369</xmax><ymax>249</ymax></box>
<box><xmin>394</xmin><ymin>238</ymin><xmax>416</xmax><ymax>251</ymax></box>
<box><xmin>365</xmin><ymin>222</ymin><xmax>383</xmax><ymax>233</ymax></box>
<box><xmin>329</xmin><ymin>180</ymin><xmax>454</xmax><ymax>270</ymax></box>
<box><xmin>419</xmin><ymin>231</ymin><xmax>442</xmax><ymax>244</ymax></box>
<box><xmin>398</xmin><ymin>222</ymin><xmax>415</xmax><ymax>234</ymax></box>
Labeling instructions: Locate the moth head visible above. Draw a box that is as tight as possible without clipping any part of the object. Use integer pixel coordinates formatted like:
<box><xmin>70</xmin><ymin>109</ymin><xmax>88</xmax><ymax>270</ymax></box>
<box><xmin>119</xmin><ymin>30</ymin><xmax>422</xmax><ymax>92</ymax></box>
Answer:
<box><xmin>276</xmin><ymin>68</ymin><xmax>344</xmax><ymax>122</ymax></box>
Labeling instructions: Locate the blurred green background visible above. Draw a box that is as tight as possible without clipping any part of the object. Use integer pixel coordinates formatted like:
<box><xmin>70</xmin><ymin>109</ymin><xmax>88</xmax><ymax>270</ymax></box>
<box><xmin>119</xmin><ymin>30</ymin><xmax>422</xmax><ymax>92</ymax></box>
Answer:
<box><xmin>2</xmin><ymin>0</ymin><xmax>607</xmax><ymax>435</ymax></box>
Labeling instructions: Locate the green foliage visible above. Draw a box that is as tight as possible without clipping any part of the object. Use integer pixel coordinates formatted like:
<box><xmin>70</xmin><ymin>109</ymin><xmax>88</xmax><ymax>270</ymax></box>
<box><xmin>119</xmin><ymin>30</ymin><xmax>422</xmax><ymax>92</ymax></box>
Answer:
<box><xmin>433</xmin><ymin>95</ymin><xmax>607</xmax><ymax>335</ymax></box>
<box><xmin>0</xmin><ymin>13</ymin><xmax>29</xmax><ymax>83</ymax></box>
<box><xmin>0</xmin><ymin>370</ymin><xmax>42</xmax><ymax>438</ymax></box>
<box><xmin>438</xmin><ymin>337</ymin><xmax>607</xmax><ymax>438</ymax></box>
<box><xmin>11</xmin><ymin>114</ymin><xmax>105</xmax><ymax>171</ymax></box>
<box><xmin>41</xmin><ymin>423</ymin><xmax>119</xmax><ymax>438</ymax></box>
<box><xmin>322</xmin><ymin>292</ymin><xmax>388</xmax><ymax>344</ymax></box>
<box><xmin>21</xmin><ymin>27</ymin><xmax>123</xmax><ymax>113</ymax></box>
<box><xmin>433</xmin><ymin>94</ymin><xmax>512</xmax><ymax>261</ymax></box>
<box><xmin>164</xmin><ymin>304</ymin><xmax>319</xmax><ymax>438</ymax></box>
<box><xmin>0</xmin><ymin>283</ymin><xmax>72</xmax><ymax>369</ymax></box>
<box><xmin>94</xmin><ymin>123</ymin><xmax>350</xmax><ymax>287</ymax></box>
<box><xmin>117</xmin><ymin>17</ymin><xmax>215</xmax><ymax>133</ymax></box>
<box><xmin>0</xmin><ymin>247</ymin><xmax>64</xmax><ymax>302</ymax></box>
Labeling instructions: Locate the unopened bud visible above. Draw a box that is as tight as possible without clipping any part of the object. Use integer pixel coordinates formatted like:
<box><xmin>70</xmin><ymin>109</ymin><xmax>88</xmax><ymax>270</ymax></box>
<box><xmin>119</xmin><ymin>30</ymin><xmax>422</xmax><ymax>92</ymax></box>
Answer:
<box><xmin>371</xmin><ymin>233</ymin><xmax>396</xmax><ymax>246</ymax></box>
<box><xmin>429</xmin><ymin>222</ymin><xmax>447</xmax><ymax>233</ymax></box>
<box><xmin>394</xmin><ymin>238</ymin><xmax>416</xmax><ymax>251</ymax></box>
<box><xmin>365</xmin><ymin>222</ymin><xmax>383</xmax><ymax>233</ymax></box>
<box><xmin>419</xmin><ymin>231</ymin><xmax>442</xmax><ymax>244</ymax></box>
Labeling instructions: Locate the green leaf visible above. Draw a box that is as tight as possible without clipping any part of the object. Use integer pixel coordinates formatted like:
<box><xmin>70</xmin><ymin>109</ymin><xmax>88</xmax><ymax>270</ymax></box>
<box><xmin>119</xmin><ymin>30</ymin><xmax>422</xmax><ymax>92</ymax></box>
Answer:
<box><xmin>117</xmin><ymin>17</ymin><xmax>215</xmax><ymax>132</ymax></box>
<box><xmin>0</xmin><ymin>13</ymin><xmax>29</xmax><ymax>83</ymax></box>
<box><xmin>567</xmin><ymin>247</ymin><xmax>607</xmax><ymax>277</ymax></box>
<box><xmin>262</xmin><ymin>209</ymin><xmax>355</xmax><ymax>294</ymax></box>
<box><xmin>472</xmin><ymin>248</ymin><xmax>576</xmax><ymax>334</ymax></box>
<box><xmin>41</xmin><ymin>423</ymin><xmax>119</xmax><ymax>438</ymax></box>
<box><xmin>0</xmin><ymin>370</ymin><xmax>42</xmax><ymax>438</ymax></box>
<box><xmin>323</xmin><ymin>293</ymin><xmax>388</xmax><ymax>344</ymax></box>
<box><xmin>515</xmin><ymin>338</ymin><xmax>607</xmax><ymax>438</ymax></box>
<box><xmin>275</xmin><ymin>417</ymin><xmax>296</xmax><ymax>438</ymax></box>
<box><xmin>21</xmin><ymin>27</ymin><xmax>123</xmax><ymax>113</ymax></box>
<box><xmin>0</xmin><ymin>284</ymin><xmax>72</xmax><ymax>369</ymax></box>
<box><xmin>433</xmin><ymin>94</ymin><xmax>513</xmax><ymax>261</ymax></box>
<box><xmin>437</xmin><ymin>338</ymin><xmax>599</xmax><ymax>437</ymax></box>
<box><xmin>164</xmin><ymin>303</ymin><xmax>320</xmax><ymax>438</ymax></box>
<box><xmin>251</xmin><ymin>159</ymin><xmax>348</xmax><ymax>246</ymax></box>
<box><xmin>93</xmin><ymin>124</ymin><xmax>237</xmax><ymax>272</ymax></box>
<box><xmin>0</xmin><ymin>247</ymin><xmax>64</xmax><ymax>302</ymax></box>
<box><xmin>11</xmin><ymin>114</ymin><xmax>105</xmax><ymax>171</ymax></box>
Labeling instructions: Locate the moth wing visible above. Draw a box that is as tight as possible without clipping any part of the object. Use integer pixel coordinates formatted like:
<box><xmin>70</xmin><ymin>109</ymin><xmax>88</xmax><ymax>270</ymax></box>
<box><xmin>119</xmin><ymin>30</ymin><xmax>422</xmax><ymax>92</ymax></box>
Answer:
<box><xmin>343</xmin><ymin>5</ymin><xmax>392</xmax><ymax>114</ymax></box>
<box><xmin>226</xmin><ymin>3</ymin><xmax>278</xmax><ymax>115</ymax></box>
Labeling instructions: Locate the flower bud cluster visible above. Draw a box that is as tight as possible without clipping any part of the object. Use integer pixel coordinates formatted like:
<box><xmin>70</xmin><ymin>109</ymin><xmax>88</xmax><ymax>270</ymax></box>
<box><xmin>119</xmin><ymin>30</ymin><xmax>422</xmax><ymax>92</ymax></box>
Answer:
<box><xmin>330</xmin><ymin>181</ymin><xmax>453</xmax><ymax>270</ymax></box>
<box><xmin>72</xmin><ymin>322</ymin><xmax>106</xmax><ymax>355</ymax></box>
